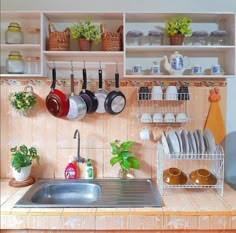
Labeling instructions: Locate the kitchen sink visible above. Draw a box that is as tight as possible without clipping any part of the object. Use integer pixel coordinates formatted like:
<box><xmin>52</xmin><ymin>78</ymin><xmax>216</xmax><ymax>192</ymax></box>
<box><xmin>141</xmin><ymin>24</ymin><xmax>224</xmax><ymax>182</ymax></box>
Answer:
<box><xmin>15</xmin><ymin>179</ymin><xmax>162</xmax><ymax>208</ymax></box>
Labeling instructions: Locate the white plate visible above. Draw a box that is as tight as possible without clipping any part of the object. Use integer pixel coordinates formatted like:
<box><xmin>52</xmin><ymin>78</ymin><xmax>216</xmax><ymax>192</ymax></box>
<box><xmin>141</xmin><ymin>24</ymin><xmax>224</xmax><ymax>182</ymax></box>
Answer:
<box><xmin>161</xmin><ymin>133</ymin><xmax>170</xmax><ymax>155</ymax></box>
<box><xmin>197</xmin><ymin>129</ymin><xmax>205</xmax><ymax>154</ymax></box>
<box><xmin>204</xmin><ymin>129</ymin><xmax>216</xmax><ymax>153</ymax></box>
<box><xmin>181</xmin><ymin>130</ymin><xmax>189</xmax><ymax>154</ymax></box>
<box><xmin>193</xmin><ymin>130</ymin><xmax>200</xmax><ymax>154</ymax></box>
<box><xmin>189</xmin><ymin>131</ymin><xmax>197</xmax><ymax>154</ymax></box>
<box><xmin>167</xmin><ymin>130</ymin><xmax>180</xmax><ymax>154</ymax></box>
<box><xmin>175</xmin><ymin>129</ymin><xmax>183</xmax><ymax>153</ymax></box>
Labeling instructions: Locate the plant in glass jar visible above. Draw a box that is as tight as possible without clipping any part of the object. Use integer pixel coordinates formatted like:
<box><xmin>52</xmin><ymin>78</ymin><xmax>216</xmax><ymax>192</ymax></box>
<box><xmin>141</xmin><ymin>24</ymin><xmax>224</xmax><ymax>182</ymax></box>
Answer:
<box><xmin>110</xmin><ymin>140</ymin><xmax>140</xmax><ymax>179</ymax></box>
<box><xmin>70</xmin><ymin>17</ymin><xmax>101</xmax><ymax>51</ymax></box>
<box><xmin>165</xmin><ymin>16</ymin><xmax>192</xmax><ymax>45</ymax></box>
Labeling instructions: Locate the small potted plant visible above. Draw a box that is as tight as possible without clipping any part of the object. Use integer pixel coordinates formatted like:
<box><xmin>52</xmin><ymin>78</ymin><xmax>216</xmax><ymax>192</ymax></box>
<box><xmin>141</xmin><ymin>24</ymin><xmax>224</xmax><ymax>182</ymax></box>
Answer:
<box><xmin>165</xmin><ymin>16</ymin><xmax>192</xmax><ymax>45</ymax></box>
<box><xmin>10</xmin><ymin>145</ymin><xmax>40</xmax><ymax>181</ymax></box>
<box><xmin>8</xmin><ymin>85</ymin><xmax>37</xmax><ymax>116</ymax></box>
<box><xmin>70</xmin><ymin>17</ymin><xmax>101</xmax><ymax>51</ymax></box>
<box><xmin>110</xmin><ymin>140</ymin><xmax>140</xmax><ymax>179</ymax></box>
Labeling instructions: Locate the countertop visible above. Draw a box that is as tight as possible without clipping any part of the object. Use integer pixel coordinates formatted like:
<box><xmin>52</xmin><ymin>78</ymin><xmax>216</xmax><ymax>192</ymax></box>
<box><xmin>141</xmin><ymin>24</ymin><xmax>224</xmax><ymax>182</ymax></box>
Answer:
<box><xmin>1</xmin><ymin>179</ymin><xmax>236</xmax><ymax>231</ymax></box>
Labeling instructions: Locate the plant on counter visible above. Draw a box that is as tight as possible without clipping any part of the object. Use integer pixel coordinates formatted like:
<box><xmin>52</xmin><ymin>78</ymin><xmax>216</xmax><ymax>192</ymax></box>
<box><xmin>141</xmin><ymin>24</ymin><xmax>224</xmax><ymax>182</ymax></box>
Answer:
<box><xmin>110</xmin><ymin>140</ymin><xmax>140</xmax><ymax>178</ymax></box>
<box><xmin>165</xmin><ymin>16</ymin><xmax>192</xmax><ymax>45</ymax></box>
<box><xmin>8</xmin><ymin>86</ymin><xmax>37</xmax><ymax>115</ymax></box>
<box><xmin>11</xmin><ymin>145</ymin><xmax>40</xmax><ymax>173</ymax></box>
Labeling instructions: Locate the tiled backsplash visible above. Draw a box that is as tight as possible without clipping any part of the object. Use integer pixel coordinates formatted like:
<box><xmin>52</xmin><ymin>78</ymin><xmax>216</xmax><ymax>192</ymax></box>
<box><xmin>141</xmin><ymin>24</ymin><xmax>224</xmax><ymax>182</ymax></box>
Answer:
<box><xmin>0</xmin><ymin>78</ymin><xmax>226</xmax><ymax>179</ymax></box>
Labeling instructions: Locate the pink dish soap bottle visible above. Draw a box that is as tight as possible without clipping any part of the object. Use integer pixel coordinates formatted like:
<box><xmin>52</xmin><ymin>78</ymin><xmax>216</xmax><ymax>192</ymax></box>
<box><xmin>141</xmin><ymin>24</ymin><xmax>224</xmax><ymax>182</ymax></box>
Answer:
<box><xmin>64</xmin><ymin>156</ymin><xmax>78</xmax><ymax>179</ymax></box>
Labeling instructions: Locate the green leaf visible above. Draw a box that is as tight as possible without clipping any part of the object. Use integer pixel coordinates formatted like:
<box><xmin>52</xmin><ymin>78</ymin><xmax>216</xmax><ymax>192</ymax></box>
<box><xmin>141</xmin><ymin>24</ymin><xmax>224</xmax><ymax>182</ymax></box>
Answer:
<box><xmin>110</xmin><ymin>156</ymin><xmax>122</xmax><ymax>166</ymax></box>
<box><xmin>120</xmin><ymin>141</ymin><xmax>134</xmax><ymax>150</ymax></box>
<box><xmin>128</xmin><ymin>156</ymin><xmax>140</xmax><ymax>169</ymax></box>
<box><xmin>119</xmin><ymin>151</ymin><xmax>131</xmax><ymax>159</ymax></box>
<box><xmin>110</xmin><ymin>142</ymin><xmax>119</xmax><ymax>155</ymax></box>
<box><xmin>120</xmin><ymin>158</ymin><xmax>130</xmax><ymax>171</ymax></box>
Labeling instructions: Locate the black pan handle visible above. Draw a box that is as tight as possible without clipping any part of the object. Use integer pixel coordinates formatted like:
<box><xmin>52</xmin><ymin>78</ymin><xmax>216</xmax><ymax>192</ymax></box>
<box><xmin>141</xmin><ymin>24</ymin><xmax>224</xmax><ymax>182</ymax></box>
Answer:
<box><xmin>98</xmin><ymin>69</ymin><xmax>103</xmax><ymax>89</ymax></box>
<box><xmin>82</xmin><ymin>68</ymin><xmax>87</xmax><ymax>90</ymax></box>
<box><xmin>115</xmin><ymin>72</ymin><xmax>119</xmax><ymax>89</ymax></box>
<box><xmin>71</xmin><ymin>73</ymin><xmax>74</xmax><ymax>94</ymax></box>
<box><xmin>50</xmin><ymin>67</ymin><xmax>56</xmax><ymax>90</ymax></box>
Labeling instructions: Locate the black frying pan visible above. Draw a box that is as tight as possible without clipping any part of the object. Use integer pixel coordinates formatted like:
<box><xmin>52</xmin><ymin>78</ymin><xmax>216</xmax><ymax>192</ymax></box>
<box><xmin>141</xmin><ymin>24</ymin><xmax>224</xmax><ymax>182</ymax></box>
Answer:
<box><xmin>104</xmin><ymin>69</ymin><xmax>126</xmax><ymax>115</ymax></box>
<box><xmin>79</xmin><ymin>67</ymin><xmax>98</xmax><ymax>114</ymax></box>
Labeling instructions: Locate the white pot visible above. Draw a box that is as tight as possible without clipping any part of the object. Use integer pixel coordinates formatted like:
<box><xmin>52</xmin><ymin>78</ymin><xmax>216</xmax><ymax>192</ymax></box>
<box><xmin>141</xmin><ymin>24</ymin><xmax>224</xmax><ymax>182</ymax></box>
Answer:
<box><xmin>12</xmin><ymin>165</ymin><xmax>31</xmax><ymax>181</ymax></box>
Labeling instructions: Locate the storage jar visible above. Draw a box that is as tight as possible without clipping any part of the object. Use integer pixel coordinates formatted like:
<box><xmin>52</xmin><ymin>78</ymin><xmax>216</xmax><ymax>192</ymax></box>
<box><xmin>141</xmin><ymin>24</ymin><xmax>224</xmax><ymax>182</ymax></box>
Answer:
<box><xmin>191</xmin><ymin>31</ymin><xmax>209</xmax><ymax>45</ymax></box>
<box><xmin>25</xmin><ymin>28</ymin><xmax>40</xmax><ymax>44</ymax></box>
<box><xmin>148</xmin><ymin>30</ymin><xmax>164</xmax><ymax>45</ymax></box>
<box><xmin>7</xmin><ymin>51</ymin><xmax>24</xmax><ymax>74</ymax></box>
<box><xmin>5</xmin><ymin>22</ymin><xmax>24</xmax><ymax>44</ymax></box>
<box><xmin>24</xmin><ymin>56</ymin><xmax>40</xmax><ymax>74</ymax></box>
<box><xmin>126</xmin><ymin>30</ymin><xmax>144</xmax><ymax>46</ymax></box>
<box><xmin>210</xmin><ymin>30</ymin><xmax>228</xmax><ymax>45</ymax></box>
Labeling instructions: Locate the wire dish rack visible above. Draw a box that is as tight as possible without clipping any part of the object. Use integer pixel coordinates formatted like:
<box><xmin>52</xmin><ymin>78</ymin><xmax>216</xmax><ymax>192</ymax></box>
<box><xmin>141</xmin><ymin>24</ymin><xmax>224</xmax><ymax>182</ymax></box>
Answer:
<box><xmin>157</xmin><ymin>143</ymin><xmax>224</xmax><ymax>196</ymax></box>
<box><xmin>136</xmin><ymin>90</ymin><xmax>190</xmax><ymax>125</ymax></box>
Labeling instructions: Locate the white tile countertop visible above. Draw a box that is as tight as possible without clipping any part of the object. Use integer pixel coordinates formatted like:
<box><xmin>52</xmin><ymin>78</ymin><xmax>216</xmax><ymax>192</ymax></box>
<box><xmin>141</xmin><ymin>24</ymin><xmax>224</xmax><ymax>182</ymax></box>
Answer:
<box><xmin>1</xmin><ymin>179</ymin><xmax>236</xmax><ymax>231</ymax></box>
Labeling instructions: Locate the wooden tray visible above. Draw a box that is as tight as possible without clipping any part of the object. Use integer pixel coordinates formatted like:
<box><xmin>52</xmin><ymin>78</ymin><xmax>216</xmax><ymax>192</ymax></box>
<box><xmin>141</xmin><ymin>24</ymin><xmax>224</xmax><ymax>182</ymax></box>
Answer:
<box><xmin>9</xmin><ymin>176</ymin><xmax>35</xmax><ymax>188</ymax></box>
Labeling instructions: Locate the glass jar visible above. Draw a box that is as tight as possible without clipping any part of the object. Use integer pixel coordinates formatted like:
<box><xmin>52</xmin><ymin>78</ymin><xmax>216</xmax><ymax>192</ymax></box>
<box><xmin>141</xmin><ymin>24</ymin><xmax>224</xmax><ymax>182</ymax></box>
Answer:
<box><xmin>25</xmin><ymin>28</ymin><xmax>40</xmax><ymax>44</ymax></box>
<box><xmin>210</xmin><ymin>30</ymin><xmax>227</xmax><ymax>45</ymax></box>
<box><xmin>126</xmin><ymin>30</ymin><xmax>144</xmax><ymax>46</ymax></box>
<box><xmin>7</xmin><ymin>51</ymin><xmax>24</xmax><ymax>74</ymax></box>
<box><xmin>5</xmin><ymin>22</ymin><xmax>24</xmax><ymax>44</ymax></box>
<box><xmin>191</xmin><ymin>31</ymin><xmax>209</xmax><ymax>45</ymax></box>
<box><xmin>24</xmin><ymin>56</ymin><xmax>40</xmax><ymax>74</ymax></box>
<box><xmin>148</xmin><ymin>30</ymin><xmax>164</xmax><ymax>45</ymax></box>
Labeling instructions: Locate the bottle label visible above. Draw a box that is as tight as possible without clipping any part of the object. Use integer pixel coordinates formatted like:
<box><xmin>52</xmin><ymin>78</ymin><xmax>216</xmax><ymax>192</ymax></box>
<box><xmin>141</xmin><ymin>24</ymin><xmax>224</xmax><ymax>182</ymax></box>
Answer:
<box><xmin>65</xmin><ymin>167</ymin><xmax>76</xmax><ymax>179</ymax></box>
<box><xmin>87</xmin><ymin>168</ymin><xmax>93</xmax><ymax>178</ymax></box>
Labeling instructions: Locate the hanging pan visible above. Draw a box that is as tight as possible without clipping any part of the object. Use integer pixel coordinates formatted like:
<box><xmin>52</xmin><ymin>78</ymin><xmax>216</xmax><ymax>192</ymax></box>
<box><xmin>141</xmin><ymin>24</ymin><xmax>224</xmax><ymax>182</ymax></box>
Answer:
<box><xmin>104</xmin><ymin>63</ymin><xmax>126</xmax><ymax>115</ymax></box>
<box><xmin>94</xmin><ymin>62</ymin><xmax>109</xmax><ymax>113</ymax></box>
<box><xmin>66</xmin><ymin>69</ymin><xmax>87</xmax><ymax>120</ymax></box>
<box><xmin>46</xmin><ymin>66</ymin><xmax>69</xmax><ymax>117</ymax></box>
<box><xmin>79</xmin><ymin>64</ymin><xmax>98</xmax><ymax>114</ymax></box>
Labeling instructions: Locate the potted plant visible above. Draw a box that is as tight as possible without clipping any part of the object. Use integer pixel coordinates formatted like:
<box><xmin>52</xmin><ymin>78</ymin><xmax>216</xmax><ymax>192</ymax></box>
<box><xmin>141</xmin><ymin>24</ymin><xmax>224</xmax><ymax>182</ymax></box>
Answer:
<box><xmin>70</xmin><ymin>17</ymin><xmax>101</xmax><ymax>51</ymax></box>
<box><xmin>165</xmin><ymin>16</ymin><xmax>192</xmax><ymax>45</ymax></box>
<box><xmin>110</xmin><ymin>140</ymin><xmax>140</xmax><ymax>179</ymax></box>
<box><xmin>10</xmin><ymin>145</ymin><xmax>40</xmax><ymax>181</ymax></box>
<box><xmin>8</xmin><ymin>85</ymin><xmax>37</xmax><ymax>116</ymax></box>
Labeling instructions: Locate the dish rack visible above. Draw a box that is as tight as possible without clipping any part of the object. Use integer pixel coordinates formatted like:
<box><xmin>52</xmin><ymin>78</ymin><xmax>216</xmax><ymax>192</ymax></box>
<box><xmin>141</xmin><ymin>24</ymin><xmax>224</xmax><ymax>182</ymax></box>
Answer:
<box><xmin>157</xmin><ymin>143</ymin><xmax>224</xmax><ymax>196</ymax></box>
<box><xmin>136</xmin><ymin>89</ymin><xmax>190</xmax><ymax>125</ymax></box>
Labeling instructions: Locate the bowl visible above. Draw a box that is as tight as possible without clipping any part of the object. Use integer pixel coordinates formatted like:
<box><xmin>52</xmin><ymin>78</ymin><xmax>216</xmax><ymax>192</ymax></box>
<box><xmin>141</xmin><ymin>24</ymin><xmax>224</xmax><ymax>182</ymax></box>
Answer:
<box><xmin>140</xmin><ymin>112</ymin><xmax>152</xmax><ymax>123</ymax></box>
<box><xmin>189</xmin><ymin>168</ymin><xmax>217</xmax><ymax>185</ymax></box>
<box><xmin>163</xmin><ymin>167</ymin><xmax>187</xmax><ymax>185</ymax></box>
<box><xmin>164</xmin><ymin>112</ymin><xmax>175</xmax><ymax>123</ymax></box>
<box><xmin>176</xmin><ymin>112</ymin><xmax>188</xmax><ymax>123</ymax></box>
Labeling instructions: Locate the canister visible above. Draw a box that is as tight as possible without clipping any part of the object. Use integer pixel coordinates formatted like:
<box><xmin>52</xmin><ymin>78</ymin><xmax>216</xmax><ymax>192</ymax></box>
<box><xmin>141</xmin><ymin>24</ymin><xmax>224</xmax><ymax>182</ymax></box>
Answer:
<box><xmin>7</xmin><ymin>51</ymin><xmax>24</xmax><ymax>74</ymax></box>
<box><xmin>24</xmin><ymin>56</ymin><xmax>40</xmax><ymax>74</ymax></box>
<box><xmin>148</xmin><ymin>30</ymin><xmax>164</xmax><ymax>45</ymax></box>
<box><xmin>5</xmin><ymin>22</ymin><xmax>24</xmax><ymax>44</ymax></box>
<box><xmin>210</xmin><ymin>30</ymin><xmax>228</xmax><ymax>45</ymax></box>
<box><xmin>126</xmin><ymin>30</ymin><xmax>144</xmax><ymax>46</ymax></box>
<box><xmin>191</xmin><ymin>31</ymin><xmax>209</xmax><ymax>45</ymax></box>
<box><xmin>25</xmin><ymin>28</ymin><xmax>40</xmax><ymax>44</ymax></box>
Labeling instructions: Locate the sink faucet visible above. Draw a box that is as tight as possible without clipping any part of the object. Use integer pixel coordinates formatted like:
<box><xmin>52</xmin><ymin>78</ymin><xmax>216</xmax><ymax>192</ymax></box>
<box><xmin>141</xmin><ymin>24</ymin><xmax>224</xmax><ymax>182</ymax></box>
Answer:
<box><xmin>73</xmin><ymin>129</ymin><xmax>86</xmax><ymax>163</ymax></box>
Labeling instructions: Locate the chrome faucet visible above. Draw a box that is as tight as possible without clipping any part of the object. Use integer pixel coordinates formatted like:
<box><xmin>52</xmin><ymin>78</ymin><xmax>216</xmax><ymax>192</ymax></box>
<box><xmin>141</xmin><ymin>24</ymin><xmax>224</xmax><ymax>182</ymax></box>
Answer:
<box><xmin>73</xmin><ymin>129</ymin><xmax>86</xmax><ymax>163</ymax></box>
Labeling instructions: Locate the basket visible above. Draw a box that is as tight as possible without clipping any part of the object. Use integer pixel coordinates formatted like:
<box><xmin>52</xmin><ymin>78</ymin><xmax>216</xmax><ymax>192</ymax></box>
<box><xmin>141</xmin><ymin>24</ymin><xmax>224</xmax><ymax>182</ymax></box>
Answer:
<box><xmin>48</xmin><ymin>23</ymin><xmax>70</xmax><ymax>51</ymax></box>
<box><xmin>101</xmin><ymin>25</ymin><xmax>123</xmax><ymax>51</ymax></box>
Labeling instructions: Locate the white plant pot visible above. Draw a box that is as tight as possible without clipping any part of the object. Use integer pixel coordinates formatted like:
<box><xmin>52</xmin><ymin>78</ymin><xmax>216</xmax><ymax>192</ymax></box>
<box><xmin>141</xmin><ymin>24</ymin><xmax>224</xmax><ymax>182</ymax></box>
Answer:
<box><xmin>12</xmin><ymin>165</ymin><xmax>31</xmax><ymax>181</ymax></box>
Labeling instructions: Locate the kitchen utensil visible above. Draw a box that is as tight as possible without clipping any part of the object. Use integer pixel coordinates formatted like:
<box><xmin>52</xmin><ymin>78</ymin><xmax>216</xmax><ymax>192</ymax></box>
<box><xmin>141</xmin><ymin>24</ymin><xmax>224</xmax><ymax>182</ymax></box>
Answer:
<box><xmin>46</xmin><ymin>67</ymin><xmax>69</xmax><ymax>117</ymax></box>
<box><xmin>163</xmin><ymin>167</ymin><xmax>187</xmax><ymax>185</ymax></box>
<box><xmin>94</xmin><ymin>63</ymin><xmax>109</xmax><ymax>113</ymax></box>
<box><xmin>139</xmin><ymin>127</ymin><xmax>150</xmax><ymax>140</ymax></box>
<box><xmin>189</xmin><ymin>168</ymin><xmax>217</xmax><ymax>185</ymax></box>
<box><xmin>165</xmin><ymin>86</ymin><xmax>178</xmax><ymax>100</ymax></box>
<box><xmin>79</xmin><ymin>65</ymin><xmax>98</xmax><ymax>114</ymax></box>
<box><xmin>151</xmin><ymin>86</ymin><xmax>162</xmax><ymax>100</ymax></box>
<box><xmin>167</xmin><ymin>130</ymin><xmax>180</xmax><ymax>154</ymax></box>
<box><xmin>67</xmin><ymin>72</ymin><xmax>87</xmax><ymax>120</ymax></box>
<box><xmin>104</xmin><ymin>64</ymin><xmax>126</xmax><ymax>115</ymax></box>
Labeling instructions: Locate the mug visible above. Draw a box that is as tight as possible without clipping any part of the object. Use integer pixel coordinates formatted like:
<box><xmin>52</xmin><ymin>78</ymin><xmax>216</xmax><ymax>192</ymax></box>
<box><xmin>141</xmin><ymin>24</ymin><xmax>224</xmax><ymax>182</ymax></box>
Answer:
<box><xmin>211</xmin><ymin>64</ymin><xmax>223</xmax><ymax>74</ymax></box>
<box><xmin>164</xmin><ymin>112</ymin><xmax>175</xmax><ymax>123</ymax></box>
<box><xmin>140</xmin><ymin>112</ymin><xmax>152</xmax><ymax>123</ymax></box>
<box><xmin>140</xmin><ymin>127</ymin><xmax>150</xmax><ymax>140</ymax></box>
<box><xmin>151</xmin><ymin>86</ymin><xmax>163</xmax><ymax>100</ymax></box>
<box><xmin>153</xmin><ymin>112</ymin><xmax>163</xmax><ymax>123</ymax></box>
<box><xmin>176</xmin><ymin>112</ymin><xmax>188</xmax><ymax>123</ymax></box>
<box><xmin>132</xmin><ymin>64</ymin><xmax>143</xmax><ymax>73</ymax></box>
<box><xmin>151</xmin><ymin>64</ymin><xmax>160</xmax><ymax>74</ymax></box>
<box><xmin>165</xmin><ymin>86</ymin><xmax>178</xmax><ymax>100</ymax></box>
<box><xmin>191</xmin><ymin>65</ymin><xmax>202</xmax><ymax>74</ymax></box>
<box><xmin>139</xmin><ymin>86</ymin><xmax>150</xmax><ymax>100</ymax></box>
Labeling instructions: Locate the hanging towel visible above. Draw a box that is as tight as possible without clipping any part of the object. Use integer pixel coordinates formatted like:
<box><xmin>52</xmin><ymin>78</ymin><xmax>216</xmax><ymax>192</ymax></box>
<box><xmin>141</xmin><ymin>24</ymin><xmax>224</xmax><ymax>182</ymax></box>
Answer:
<box><xmin>204</xmin><ymin>88</ymin><xmax>226</xmax><ymax>144</ymax></box>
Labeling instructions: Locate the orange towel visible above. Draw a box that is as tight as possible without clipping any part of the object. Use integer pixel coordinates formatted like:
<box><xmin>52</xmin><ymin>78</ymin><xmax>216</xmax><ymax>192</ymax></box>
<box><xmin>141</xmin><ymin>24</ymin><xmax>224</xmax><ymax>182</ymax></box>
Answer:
<box><xmin>204</xmin><ymin>88</ymin><xmax>226</xmax><ymax>144</ymax></box>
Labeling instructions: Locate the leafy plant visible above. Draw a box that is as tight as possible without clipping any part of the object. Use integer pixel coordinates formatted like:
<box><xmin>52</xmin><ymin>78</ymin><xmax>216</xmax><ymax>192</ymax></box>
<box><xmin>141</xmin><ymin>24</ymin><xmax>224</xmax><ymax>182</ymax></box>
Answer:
<box><xmin>165</xmin><ymin>16</ymin><xmax>192</xmax><ymax>36</ymax></box>
<box><xmin>11</xmin><ymin>145</ymin><xmax>40</xmax><ymax>173</ymax></box>
<box><xmin>70</xmin><ymin>17</ymin><xmax>101</xmax><ymax>41</ymax></box>
<box><xmin>110</xmin><ymin>140</ymin><xmax>140</xmax><ymax>172</ymax></box>
<box><xmin>8</xmin><ymin>90</ymin><xmax>37</xmax><ymax>114</ymax></box>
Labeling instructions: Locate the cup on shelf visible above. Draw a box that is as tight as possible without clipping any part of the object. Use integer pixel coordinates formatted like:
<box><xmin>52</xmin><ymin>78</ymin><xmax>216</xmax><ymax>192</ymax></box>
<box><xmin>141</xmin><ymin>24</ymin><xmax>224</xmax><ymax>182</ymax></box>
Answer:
<box><xmin>165</xmin><ymin>86</ymin><xmax>178</xmax><ymax>100</ymax></box>
<box><xmin>138</xmin><ymin>86</ymin><xmax>150</xmax><ymax>100</ymax></box>
<box><xmin>151</xmin><ymin>86</ymin><xmax>163</xmax><ymax>100</ymax></box>
<box><xmin>210</xmin><ymin>64</ymin><xmax>223</xmax><ymax>75</ymax></box>
<box><xmin>140</xmin><ymin>112</ymin><xmax>152</xmax><ymax>123</ymax></box>
<box><xmin>191</xmin><ymin>65</ymin><xmax>203</xmax><ymax>75</ymax></box>
<box><xmin>164</xmin><ymin>112</ymin><xmax>175</xmax><ymax>123</ymax></box>
<box><xmin>153</xmin><ymin>112</ymin><xmax>164</xmax><ymax>123</ymax></box>
<box><xmin>132</xmin><ymin>64</ymin><xmax>143</xmax><ymax>74</ymax></box>
<box><xmin>150</xmin><ymin>62</ymin><xmax>161</xmax><ymax>74</ymax></box>
<box><xmin>176</xmin><ymin>112</ymin><xmax>188</xmax><ymax>123</ymax></box>
<box><xmin>139</xmin><ymin>127</ymin><xmax>150</xmax><ymax>140</ymax></box>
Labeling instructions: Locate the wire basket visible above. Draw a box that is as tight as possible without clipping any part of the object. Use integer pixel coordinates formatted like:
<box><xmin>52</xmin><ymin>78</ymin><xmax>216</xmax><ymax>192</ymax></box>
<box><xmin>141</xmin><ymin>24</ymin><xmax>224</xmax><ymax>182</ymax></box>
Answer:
<box><xmin>101</xmin><ymin>25</ymin><xmax>123</xmax><ymax>51</ymax></box>
<box><xmin>48</xmin><ymin>23</ymin><xmax>70</xmax><ymax>51</ymax></box>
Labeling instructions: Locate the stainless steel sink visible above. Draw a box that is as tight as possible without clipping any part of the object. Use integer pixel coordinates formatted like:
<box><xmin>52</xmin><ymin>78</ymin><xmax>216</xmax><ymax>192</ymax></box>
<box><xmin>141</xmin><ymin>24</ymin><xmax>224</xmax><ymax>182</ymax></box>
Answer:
<box><xmin>15</xmin><ymin>179</ymin><xmax>162</xmax><ymax>208</ymax></box>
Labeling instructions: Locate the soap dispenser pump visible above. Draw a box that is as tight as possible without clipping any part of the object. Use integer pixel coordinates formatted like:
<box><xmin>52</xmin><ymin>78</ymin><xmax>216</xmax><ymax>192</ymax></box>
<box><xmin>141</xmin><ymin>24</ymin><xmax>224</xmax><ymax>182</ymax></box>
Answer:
<box><xmin>64</xmin><ymin>156</ymin><xmax>78</xmax><ymax>179</ymax></box>
<box><xmin>85</xmin><ymin>159</ymin><xmax>94</xmax><ymax>179</ymax></box>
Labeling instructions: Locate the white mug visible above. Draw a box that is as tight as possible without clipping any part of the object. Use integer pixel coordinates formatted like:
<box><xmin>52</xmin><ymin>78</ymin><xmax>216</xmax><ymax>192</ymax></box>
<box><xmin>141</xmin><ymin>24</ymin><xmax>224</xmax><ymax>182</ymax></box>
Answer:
<box><xmin>153</xmin><ymin>112</ymin><xmax>163</xmax><ymax>123</ymax></box>
<box><xmin>140</xmin><ymin>112</ymin><xmax>152</xmax><ymax>123</ymax></box>
<box><xmin>164</xmin><ymin>112</ymin><xmax>175</xmax><ymax>123</ymax></box>
<box><xmin>176</xmin><ymin>112</ymin><xmax>188</xmax><ymax>123</ymax></box>
<box><xmin>151</xmin><ymin>86</ymin><xmax>163</xmax><ymax>100</ymax></box>
<box><xmin>165</xmin><ymin>86</ymin><xmax>178</xmax><ymax>100</ymax></box>
<box><xmin>132</xmin><ymin>64</ymin><xmax>143</xmax><ymax>73</ymax></box>
<box><xmin>151</xmin><ymin>64</ymin><xmax>160</xmax><ymax>74</ymax></box>
<box><xmin>140</xmin><ymin>127</ymin><xmax>150</xmax><ymax>140</ymax></box>
<box><xmin>211</xmin><ymin>64</ymin><xmax>223</xmax><ymax>74</ymax></box>
<box><xmin>191</xmin><ymin>65</ymin><xmax>202</xmax><ymax>74</ymax></box>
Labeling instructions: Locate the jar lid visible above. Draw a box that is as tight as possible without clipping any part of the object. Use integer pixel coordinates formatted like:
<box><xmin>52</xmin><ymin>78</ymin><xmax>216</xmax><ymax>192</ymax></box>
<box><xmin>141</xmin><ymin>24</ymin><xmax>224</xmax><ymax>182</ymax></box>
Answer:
<box><xmin>192</xmin><ymin>30</ymin><xmax>209</xmax><ymax>37</ymax></box>
<box><xmin>7</xmin><ymin>22</ymin><xmax>22</xmax><ymax>32</ymax></box>
<box><xmin>148</xmin><ymin>30</ymin><xmax>164</xmax><ymax>37</ymax></box>
<box><xmin>8</xmin><ymin>51</ymin><xmax>23</xmax><ymax>60</ymax></box>
<box><xmin>25</xmin><ymin>56</ymin><xmax>40</xmax><ymax>61</ymax></box>
<box><xmin>26</xmin><ymin>28</ymin><xmax>40</xmax><ymax>34</ymax></box>
<box><xmin>126</xmin><ymin>30</ymin><xmax>143</xmax><ymax>37</ymax></box>
<box><xmin>210</xmin><ymin>30</ymin><xmax>227</xmax><ymax>37</ymax></box>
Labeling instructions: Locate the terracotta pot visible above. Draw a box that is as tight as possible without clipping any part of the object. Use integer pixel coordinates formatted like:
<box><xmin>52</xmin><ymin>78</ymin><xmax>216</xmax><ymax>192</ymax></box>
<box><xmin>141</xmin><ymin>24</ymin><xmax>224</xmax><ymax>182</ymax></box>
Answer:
<box><xmin>169</xmin><ymin>34</ymin><xmax>185</xmax><ymax>45</ymax></box>
<box><xmin>78</xmin><ymin>39</ymin><xmax>92</xmax><ymax>51</ymax></box>
<box><xmin>12</xmin><ymin>165</ymin><xmax>31</xmax><ymax>181</ymax></box>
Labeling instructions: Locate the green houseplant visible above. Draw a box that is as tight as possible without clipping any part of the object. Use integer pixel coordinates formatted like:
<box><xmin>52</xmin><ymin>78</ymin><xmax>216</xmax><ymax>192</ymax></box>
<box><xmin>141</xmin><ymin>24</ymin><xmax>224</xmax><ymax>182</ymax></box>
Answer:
<box><xmin>165</xmin><ymin>16</ymin><xmax>192</xmax><ymax>45</ymax></box>
<box><xmin>11</xmin><ymin>145</ymin><xmax>40</xmax><ymax>181</ymax></box>
<box><xmin>110</xmin><ymin>140</ymin><xmax>140</xmax><ymax>178</ymax></box>
<box><xmin>70</xmin><ymin>17</ymin><xmax>101</xmax><ymax>51</ymax></box>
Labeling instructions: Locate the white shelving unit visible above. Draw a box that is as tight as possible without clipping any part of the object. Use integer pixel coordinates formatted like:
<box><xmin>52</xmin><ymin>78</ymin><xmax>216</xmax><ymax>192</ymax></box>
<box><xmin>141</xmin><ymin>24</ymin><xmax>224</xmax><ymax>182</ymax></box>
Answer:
<box><xmin>157</xmin><ymin>143</ymin><xmax>224</xmax><ymax>196</ymax></box>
